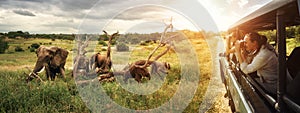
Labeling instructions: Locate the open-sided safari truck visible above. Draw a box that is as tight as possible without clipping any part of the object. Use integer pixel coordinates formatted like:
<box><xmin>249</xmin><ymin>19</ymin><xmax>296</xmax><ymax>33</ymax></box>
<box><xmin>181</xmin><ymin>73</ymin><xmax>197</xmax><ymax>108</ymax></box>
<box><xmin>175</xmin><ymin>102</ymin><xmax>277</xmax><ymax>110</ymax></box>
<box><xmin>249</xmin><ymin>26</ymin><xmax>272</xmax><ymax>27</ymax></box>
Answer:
<box><xmin>219</xmin><ymin>0</ymin><xmax>300</xmax><ymax>112</ymax></box>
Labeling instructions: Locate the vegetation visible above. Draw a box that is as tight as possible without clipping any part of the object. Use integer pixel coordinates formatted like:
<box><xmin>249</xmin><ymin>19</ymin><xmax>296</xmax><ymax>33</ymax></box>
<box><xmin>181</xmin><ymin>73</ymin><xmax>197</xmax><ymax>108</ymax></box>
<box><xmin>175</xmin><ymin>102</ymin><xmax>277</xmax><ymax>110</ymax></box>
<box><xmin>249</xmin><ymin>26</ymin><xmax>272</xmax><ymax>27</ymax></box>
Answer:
<box><xmin>30</xmin><ymin>43</ymin><xmax>40</xmax><ymax>49</ymax></box>
<box><xmin>0</xmin><ymin>30</ymin><xmax>228</xmax><ymax>112</ymax></box>
<box><xmin>15</xmin><ymin>46</ymin><xmax>24</xmax><ymax>52</ymax></box>
<box><xmin>259</xmin><ymin>25</ymin><xmax>300</xmax><ymax>55</ymax></box>
<box><xmin>1</xmin><ymin>30</ymin><xmax>75</xmax><ymax>40</ymax></box>
<box><xmin>0</xmin><ymin>36</ymin><xmax>9</xmax><ymax>53</ymax></box>
<box><xmin>116</xmin><ymin>42</ymin><xmax>129</xmax><ymax>51</ymax></box>
<box><xmin>98</xmin><ymin>40</ymin><xmax>107</xmax><ymax>46</ymax></box>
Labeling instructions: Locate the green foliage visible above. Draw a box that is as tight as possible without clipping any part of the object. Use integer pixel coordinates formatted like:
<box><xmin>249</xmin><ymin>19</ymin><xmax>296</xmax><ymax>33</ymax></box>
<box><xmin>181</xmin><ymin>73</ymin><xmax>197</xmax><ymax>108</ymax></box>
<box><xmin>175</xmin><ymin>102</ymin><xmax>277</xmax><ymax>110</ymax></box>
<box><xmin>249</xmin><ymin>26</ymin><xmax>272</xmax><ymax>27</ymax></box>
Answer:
<box><xmin>259</xmin><ymin>30</ymin><xmax>276</xmax><ymax>42</ymax></box>
<box><xmin>117</xmin><ymin>33</ymin><xmax>161</xmax><ymax>44</ymax></box>
<box><xmin>139</xmin><ymin>41</ymin><xmax>148</xmax><ymax>46</ymax></box>
<box><xmin>99</xmin><ymin>34</ymin><xmax>109</xmax><ymax>41</ymax></box>
<box><xmin>0</xmin><ymin>30</ymin><xmax>216</xmax><ymax>112</ymax></box>
<box><xmin>29</xmin><ymin>47</ymin><xmax>35</xmax><ymax>52</ymax></box>
<box><xmin>30</xmin><ymin>43</ymin><xmax>40</xmax><ymax>49</ymax></box>
<box><xmin>98</xmin><ymin>40</ymin><xmax>107</xmax><ymax>46</ymax></box>
<box><xmin>0</xmin><ymin>70</ymin><xmax>90</xmax><ymax>112</ymax></box>
<box><xmin>116</xmin><ymin>43</ymin><xmax>129</xmax><ymax>51</ymax></box>
<box><xmin>14</xmin><ymin>46</ymin><xmax>24</xmax><ymax>52</ymax></box>
<box><xmin>3</xmin><ymin>31</ymin><xmax>74</xmax><ymax>40</ymax></box>
<box><xmin>6</xmin><ymin>31</ymin><xmax>30</xmax><ymax>39</ymax></box>
<box><xmin>0</xmin><ymin>37</ymin><xmax>9</xmax><ymax>53</ymax></box>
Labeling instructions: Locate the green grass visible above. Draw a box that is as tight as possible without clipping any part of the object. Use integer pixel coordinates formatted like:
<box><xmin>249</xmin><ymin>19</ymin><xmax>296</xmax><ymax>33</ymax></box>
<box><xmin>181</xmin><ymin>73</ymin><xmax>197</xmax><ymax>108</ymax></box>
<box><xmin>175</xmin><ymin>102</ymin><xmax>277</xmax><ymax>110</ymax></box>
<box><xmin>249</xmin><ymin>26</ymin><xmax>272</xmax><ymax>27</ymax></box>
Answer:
<box><xmin>0</xmin><ymin>33</ymin><xmax>214</xmax><ymax>112</ymax></box>
<box><xmin>0</xmin><ymin>70</ymin><xmax>90</xmax><ymax>112</ymax></box>
<box><xmin>287</xmin><ymin>38</ymin><xmax>300</xmax><ymax>55</ymax></box>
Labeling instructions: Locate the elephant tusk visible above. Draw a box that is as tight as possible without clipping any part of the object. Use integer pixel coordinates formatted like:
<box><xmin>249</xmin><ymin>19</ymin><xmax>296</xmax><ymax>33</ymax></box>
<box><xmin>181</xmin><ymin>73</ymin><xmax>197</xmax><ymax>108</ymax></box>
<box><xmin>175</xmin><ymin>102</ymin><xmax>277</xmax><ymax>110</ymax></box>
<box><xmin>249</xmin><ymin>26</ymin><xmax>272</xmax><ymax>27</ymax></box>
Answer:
<box><xmin>36</xmin><ymin>66</ymin><xmax>45</xmax><ymax>73</ymax></box>
<box><xmin>29</xmin><ymin>72</ymin><xmax>44</xmax><ymax>82</ymax></box>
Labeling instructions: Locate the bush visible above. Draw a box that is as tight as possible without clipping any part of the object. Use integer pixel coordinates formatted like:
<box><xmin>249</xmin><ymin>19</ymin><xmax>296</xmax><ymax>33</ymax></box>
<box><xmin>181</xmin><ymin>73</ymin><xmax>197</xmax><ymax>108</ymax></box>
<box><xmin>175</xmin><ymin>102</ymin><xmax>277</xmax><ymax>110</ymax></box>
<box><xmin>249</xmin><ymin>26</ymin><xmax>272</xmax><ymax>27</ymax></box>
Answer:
<box><xmin>116</xmin><ymin>43</ymin><xmax>129</xmax><ymax>51</ymax></box>
<box><xmin>31</xmin><ymin>43</ymin><xmax>40</xmax><ymax>49</ymax></box>
<box><xmin>15</xmin><ymin>46</ymin><xmax>24</xmax><ymax>52</ymax></box>
<box><xmin>98</xmin><ymin>40</ymin><xmax>107</xmax><ymax>46</ymax></box>
<box><xmin>29</xmin><ymin>48</ymin><xmax>35</xmax><ymax>52</ymax></box>
<box><xmin>139</xmin><ymin>41</ymin><xmax>148</xmax><ymax>46</ymax></box>
<box><xmin>0</xmin><ymin>37</ymin><xmax>9</xmax><ymax>53</ymax></box>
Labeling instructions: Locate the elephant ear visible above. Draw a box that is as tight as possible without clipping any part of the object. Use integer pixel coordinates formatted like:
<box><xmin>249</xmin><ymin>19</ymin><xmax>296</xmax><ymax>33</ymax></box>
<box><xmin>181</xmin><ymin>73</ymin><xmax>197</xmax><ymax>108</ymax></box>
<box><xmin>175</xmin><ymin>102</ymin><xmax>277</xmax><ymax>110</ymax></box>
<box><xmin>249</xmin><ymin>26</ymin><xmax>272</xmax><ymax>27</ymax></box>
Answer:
<box><xmin>58</xmin><ymin>48</ymin><xmax>69</xmax><ymax>59</ymax></box>
<box><xmin>36</xmin><ymin>46</ymin><xmax>47</xmax><ymax>57</ymax></box>
<box><xmin>46</xmin><ymin>46</ymin><xmax>58</xmax><ymax>58</ymax></box>
<box><xmin>50</xmin><ymin>48</ymin><xmax>69</xmax><ymax>67</ymax></box>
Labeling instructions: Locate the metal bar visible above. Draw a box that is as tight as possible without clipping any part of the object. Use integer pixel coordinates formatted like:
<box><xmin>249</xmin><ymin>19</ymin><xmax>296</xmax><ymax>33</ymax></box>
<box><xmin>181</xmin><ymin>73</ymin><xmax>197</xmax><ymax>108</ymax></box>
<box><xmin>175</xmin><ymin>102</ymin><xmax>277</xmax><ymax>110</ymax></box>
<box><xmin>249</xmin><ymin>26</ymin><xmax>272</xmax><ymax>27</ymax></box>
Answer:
<box><xmin>276</xmin><ymin>9</ymin><xmax>287</xmax><ymax>112</ymax></box>
<box><xmin>283</xmin><ymin>95</ymin><xmax>300</xmax><ymax>112</ymax></box>
<box><xmin>228</xmin><ymin>69</ymin><xmax>253</xmax><ymax>113</ymax></box>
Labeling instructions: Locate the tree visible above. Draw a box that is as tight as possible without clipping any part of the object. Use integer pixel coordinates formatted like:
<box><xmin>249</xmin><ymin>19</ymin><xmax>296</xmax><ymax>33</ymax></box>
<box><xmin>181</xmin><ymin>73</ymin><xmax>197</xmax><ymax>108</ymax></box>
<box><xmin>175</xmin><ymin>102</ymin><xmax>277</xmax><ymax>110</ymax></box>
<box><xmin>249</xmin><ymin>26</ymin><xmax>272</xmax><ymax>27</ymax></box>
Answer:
<box><xmin>0</xmin><ymin>36</ymin><xmax>9</xmax><ymax>53</ymax></box>
<box><xmin>116</xmin><ymin>43</ymin><xmax>129</xmax><ymax>51</ymax></box>
<box><xmin>31</xmin><ymin>43</ymin><xmax>40</xmax><ymax>49</ymax></box>
<box><xmin>15</xmin><ymin>46</ymin><xmax>24</xmax><ymax>52</ymax></box>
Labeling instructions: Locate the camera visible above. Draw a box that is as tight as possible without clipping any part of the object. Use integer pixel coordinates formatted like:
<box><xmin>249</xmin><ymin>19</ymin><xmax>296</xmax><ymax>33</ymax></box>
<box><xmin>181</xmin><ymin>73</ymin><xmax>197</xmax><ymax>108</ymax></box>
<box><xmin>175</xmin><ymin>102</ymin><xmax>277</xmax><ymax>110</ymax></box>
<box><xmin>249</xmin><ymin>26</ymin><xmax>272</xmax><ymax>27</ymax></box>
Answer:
<box><xmin>239</xmin><ymin>40</ymin><xmax>245</xmax><ymax>49</ymax></box>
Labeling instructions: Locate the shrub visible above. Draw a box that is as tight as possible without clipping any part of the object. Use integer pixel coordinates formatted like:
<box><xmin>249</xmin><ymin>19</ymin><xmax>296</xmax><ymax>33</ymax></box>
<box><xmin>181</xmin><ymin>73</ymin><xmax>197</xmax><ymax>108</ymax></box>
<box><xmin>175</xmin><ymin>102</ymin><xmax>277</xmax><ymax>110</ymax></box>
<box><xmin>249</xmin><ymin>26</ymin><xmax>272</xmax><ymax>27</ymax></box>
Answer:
<box><xmin>139</xmin><ymin>41</ymin><xmax>148</xmax><ymax>46</ymax></box>
<box><xmin>31</xmin><ymin>43</ymin><xmax>40</xmax><ymax>49</ymax></box>
<box><xmin>29</xmin><ymin>48</ymin><xmax>35</xmax><ymax>52</ymax></box>
<box><xmin>98</xmin><ymin>40</ymin><xmax>107</xmax><ymax>46</ymax></box>
<box><xmin>0</xmin><ymin>37</ymin><xmax>9</xmax><ymax>53</ymax></box>
<box><xmin>15</xmin><ymin>46</ymin><xmax>24</xmax><ymax>52</ymax></box>
<box><xmin>116</xmin><ymin>43</ymin><xmax>129</xmax><ymax>51</ymax></box>
<box><xmin>101</xmin><ymin>48</ymin><xmax>107</xmax><ymax>51</ymax></box>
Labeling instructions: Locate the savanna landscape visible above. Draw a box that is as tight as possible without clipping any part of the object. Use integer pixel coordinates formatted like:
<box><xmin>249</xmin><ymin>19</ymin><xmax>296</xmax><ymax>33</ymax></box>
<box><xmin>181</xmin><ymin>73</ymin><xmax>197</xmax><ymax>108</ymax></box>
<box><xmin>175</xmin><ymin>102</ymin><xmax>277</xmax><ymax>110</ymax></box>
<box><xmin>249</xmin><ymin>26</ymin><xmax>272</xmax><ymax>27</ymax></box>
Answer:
<box><xmin>2</xmin><ymin>26</ymin><xmax>300</xmax><ymax>112</ymax></box>
<box><xmin>0</xmin><ymin>29</ymin><xmax>231</xmax><ymax>112</ymax></box>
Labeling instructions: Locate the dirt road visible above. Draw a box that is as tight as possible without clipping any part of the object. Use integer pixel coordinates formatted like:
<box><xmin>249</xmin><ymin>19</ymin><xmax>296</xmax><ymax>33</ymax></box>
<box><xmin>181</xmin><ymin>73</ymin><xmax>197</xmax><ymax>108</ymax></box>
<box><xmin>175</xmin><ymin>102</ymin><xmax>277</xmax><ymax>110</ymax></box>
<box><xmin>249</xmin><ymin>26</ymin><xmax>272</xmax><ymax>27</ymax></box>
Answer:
<box><xmin>199</xmin><ymin>36</ymin><xmax>231</xmax><ymax>113</ymax></box>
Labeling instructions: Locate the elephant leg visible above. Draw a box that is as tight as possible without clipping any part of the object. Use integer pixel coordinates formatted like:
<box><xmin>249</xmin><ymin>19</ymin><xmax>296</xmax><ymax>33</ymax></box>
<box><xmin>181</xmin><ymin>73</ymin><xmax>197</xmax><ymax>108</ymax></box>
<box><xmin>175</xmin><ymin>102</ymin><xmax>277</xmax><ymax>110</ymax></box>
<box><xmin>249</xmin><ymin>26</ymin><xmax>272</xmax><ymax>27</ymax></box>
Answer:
<box><xmin>60</xmin><ymin>67</ymin><xmax>66</xmax><ymax>79</ymax></box>
<box><xmin>51</xmin><ymin>72</ymin><xmax>56</xmax><ymax>81</ymax></box>
<box><xmin>135</xmin><ymin>75</ymin><xmax>142</xmax><ymax>83</ymax></box>
<box><xmin>146</xmin><ymin>73</ymin><xmax>151</xmax><ymax>80</ymax></box>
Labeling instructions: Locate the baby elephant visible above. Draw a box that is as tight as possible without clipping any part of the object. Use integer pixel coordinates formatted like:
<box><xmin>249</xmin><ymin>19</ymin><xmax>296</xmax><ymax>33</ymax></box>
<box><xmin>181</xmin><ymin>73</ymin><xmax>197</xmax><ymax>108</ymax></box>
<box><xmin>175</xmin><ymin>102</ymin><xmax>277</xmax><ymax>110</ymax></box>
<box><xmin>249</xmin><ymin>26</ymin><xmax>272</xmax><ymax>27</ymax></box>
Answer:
<box><xmin>122</xmin><ymin>60</ymin><xmax>171</xmax><ymax>83</ymax></box>
<box><xmin>89</xmin><ymin>53</ymin><xmax>112</xmax><ymax>74</ymax></box>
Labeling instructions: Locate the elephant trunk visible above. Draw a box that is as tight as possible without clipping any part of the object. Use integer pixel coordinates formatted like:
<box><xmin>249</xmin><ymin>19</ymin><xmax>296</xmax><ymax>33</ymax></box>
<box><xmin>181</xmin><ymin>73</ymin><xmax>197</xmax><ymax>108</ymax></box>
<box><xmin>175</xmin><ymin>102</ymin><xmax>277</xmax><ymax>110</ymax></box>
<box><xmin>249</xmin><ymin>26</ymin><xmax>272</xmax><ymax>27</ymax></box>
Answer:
<box><xmin>32</xmin><ymin>60</ymin><xmax>46</xmax><ymax>73</ymax></box>
<box><xmin>26</xmin><ymin>60</ymin><xmax>46</xmax><ymax>82</ymax></box>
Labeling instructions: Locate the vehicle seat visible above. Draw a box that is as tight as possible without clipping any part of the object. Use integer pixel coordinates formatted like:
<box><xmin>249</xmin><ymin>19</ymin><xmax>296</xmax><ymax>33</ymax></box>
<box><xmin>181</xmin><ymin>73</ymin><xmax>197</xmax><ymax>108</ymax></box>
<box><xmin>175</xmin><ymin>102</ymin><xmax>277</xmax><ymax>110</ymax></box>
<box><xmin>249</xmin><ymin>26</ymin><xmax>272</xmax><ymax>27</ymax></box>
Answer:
<box><xmin>287</xmin><ymin>72</ymin><xmax>300</xmax><ymax>105</ymax></box>
<box><xmin>287</xmin><ymin>47</ymin><xmax>300</xmax><ymax>79</ymax></box>
<box><xmin>286</xmin><ymin>47</ymin><xmax>300</xmax><ymax>105</ymax></box>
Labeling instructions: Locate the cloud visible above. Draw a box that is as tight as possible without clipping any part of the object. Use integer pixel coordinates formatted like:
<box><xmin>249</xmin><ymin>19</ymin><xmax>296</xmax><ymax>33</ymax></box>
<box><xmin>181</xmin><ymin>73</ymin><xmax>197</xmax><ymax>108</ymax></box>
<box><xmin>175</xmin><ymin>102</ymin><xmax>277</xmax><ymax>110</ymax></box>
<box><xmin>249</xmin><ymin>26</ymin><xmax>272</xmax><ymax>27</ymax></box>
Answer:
<box><xmin>0</xmin><ymin>0</ymin><xmax>271</xmax><ymax>33</ymax></box>
<box><xmin>13</xmin><ymin>10</ymin><xmax>36</xmax><ymax>16</ymax></box>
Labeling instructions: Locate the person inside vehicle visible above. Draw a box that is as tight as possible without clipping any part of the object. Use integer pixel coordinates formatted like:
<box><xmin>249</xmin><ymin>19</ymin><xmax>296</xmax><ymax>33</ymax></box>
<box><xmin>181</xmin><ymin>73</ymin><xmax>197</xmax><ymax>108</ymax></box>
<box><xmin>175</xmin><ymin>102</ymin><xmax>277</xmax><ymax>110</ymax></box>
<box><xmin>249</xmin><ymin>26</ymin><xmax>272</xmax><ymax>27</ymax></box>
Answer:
<box><xmin>235</xmin><ymin>32</ymin><xmax>278</xmax><ymax>95</ymax></box>
<box><xmin>222</xmin><ymin>31</ymin><xmax>244</xmax><ymax>64</ymax></box>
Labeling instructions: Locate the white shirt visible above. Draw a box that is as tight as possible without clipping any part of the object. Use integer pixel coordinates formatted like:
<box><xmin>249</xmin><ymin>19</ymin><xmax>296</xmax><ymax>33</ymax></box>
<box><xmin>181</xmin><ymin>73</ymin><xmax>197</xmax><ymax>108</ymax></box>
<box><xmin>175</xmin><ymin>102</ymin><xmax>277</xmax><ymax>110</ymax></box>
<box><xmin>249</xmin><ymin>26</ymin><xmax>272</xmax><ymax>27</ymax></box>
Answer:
<box><xmin>240</xmin><ymin>45</ymin><xmax>278</xmax><ymax>83</ymax></box>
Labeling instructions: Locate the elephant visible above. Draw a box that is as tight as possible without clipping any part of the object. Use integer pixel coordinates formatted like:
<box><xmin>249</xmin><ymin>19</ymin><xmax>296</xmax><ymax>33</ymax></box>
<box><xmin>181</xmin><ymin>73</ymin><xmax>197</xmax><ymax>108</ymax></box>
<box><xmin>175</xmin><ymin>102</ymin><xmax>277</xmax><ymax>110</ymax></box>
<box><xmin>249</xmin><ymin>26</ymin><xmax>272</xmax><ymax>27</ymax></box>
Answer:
<box><xmin>27</xmin><ymin>46</ymin><xmax>69</xmax><ymax>82</ymax></box>
<box><xmin>89</xmin><ymin>53</ymin><xmax>112</xmax><ymax>74</ymax></box>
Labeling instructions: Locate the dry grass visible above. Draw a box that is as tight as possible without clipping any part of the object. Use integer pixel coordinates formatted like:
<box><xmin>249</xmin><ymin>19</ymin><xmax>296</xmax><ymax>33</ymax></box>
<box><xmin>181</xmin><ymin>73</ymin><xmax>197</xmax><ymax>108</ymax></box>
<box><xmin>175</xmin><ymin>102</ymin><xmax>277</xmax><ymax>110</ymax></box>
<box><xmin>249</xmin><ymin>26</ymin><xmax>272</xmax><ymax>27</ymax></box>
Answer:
<box><xmin>0</xmin><ymin>32</ymin><xmax>232</xmax><ymax>112</ymax></box>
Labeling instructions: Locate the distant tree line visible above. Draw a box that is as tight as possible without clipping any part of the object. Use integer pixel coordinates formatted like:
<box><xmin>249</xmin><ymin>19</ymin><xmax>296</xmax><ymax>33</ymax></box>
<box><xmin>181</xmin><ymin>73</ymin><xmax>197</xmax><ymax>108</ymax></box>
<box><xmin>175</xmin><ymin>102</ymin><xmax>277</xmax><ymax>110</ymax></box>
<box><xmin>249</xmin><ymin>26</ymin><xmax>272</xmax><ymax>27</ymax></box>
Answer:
<box><xmin>1</xmin><ymin>31</ymin><xmax>75</xmax><ymax>40</ymax></box>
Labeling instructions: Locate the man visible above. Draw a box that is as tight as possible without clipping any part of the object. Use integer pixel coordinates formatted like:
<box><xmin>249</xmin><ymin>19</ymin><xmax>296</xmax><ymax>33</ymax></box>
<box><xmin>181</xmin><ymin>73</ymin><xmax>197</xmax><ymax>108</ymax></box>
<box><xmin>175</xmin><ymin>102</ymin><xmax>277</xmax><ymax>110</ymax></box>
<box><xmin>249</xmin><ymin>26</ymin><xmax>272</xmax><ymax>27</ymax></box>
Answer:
<box><xmin>235</xmin><ymin>32</ymin><xmax>278</xmax><ymax>95</ymax></box>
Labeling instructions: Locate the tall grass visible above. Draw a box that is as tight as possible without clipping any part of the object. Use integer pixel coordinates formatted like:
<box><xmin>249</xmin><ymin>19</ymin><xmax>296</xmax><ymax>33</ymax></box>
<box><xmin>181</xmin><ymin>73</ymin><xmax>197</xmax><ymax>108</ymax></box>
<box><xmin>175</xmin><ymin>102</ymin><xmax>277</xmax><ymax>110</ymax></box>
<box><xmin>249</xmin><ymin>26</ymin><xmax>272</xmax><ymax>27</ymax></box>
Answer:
<box><xmin>0</xmin><ymin>70</ymin><xmax>90</xmax><ymax>112</ymax></box>
<box><xmin>0</xmin><ymin>31</ymin><xmax>216</xmax><ymax>112</ymax></box>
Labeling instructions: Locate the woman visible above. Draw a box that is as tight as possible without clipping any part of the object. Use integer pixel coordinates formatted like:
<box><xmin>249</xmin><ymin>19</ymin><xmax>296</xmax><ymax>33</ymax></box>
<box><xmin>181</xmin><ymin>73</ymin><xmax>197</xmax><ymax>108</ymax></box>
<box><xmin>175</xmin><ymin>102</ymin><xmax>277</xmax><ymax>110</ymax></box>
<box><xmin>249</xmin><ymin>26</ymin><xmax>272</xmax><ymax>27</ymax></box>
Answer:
<box><xmin>235</xmin><ymin>32</ymin><xmax>278</xmax><ymax>95</ymax></box>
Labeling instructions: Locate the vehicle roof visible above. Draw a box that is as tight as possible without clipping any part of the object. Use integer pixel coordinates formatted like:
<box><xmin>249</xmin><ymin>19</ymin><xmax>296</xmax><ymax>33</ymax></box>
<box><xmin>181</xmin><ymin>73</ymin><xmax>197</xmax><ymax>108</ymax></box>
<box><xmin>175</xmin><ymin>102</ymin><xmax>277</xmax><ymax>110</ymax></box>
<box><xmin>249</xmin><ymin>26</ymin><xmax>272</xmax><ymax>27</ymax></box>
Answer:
<box><xmin>229</xmin><ymin>0</ymin><xmax>300</xmax><ymax>32</ymax></box>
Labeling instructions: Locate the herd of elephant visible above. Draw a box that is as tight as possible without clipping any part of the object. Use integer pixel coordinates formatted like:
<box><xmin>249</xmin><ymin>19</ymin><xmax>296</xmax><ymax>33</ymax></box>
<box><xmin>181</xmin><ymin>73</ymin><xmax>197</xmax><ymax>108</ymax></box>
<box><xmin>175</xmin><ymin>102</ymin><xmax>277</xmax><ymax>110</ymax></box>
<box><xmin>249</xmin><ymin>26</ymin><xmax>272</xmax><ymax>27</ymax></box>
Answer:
<box><xmin>26</xmin><ymin>26</ymin><xmax>174</xmax><ymax>83</ymax></box>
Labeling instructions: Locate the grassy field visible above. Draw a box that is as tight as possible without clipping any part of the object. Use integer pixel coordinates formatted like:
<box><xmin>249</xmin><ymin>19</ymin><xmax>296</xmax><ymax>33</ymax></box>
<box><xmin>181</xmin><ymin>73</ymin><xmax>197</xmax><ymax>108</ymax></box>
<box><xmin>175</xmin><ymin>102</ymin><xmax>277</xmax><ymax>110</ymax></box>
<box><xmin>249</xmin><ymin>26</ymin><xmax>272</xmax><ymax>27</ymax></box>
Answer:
<box><xmin>0</xmin><ymin>31</ymin><xmax>228</xmax><ymax>112</ymax></box>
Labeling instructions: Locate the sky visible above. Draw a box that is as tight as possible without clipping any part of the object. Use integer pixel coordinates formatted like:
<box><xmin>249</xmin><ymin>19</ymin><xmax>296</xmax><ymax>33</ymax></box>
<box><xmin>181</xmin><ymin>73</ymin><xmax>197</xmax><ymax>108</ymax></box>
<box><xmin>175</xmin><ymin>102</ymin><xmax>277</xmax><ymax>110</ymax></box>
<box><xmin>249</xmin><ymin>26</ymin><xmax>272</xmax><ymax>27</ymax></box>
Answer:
<box><xmin>0</xmin><ymin>0</ymin><xmax>271</xmax><ymax>34</ymax></box>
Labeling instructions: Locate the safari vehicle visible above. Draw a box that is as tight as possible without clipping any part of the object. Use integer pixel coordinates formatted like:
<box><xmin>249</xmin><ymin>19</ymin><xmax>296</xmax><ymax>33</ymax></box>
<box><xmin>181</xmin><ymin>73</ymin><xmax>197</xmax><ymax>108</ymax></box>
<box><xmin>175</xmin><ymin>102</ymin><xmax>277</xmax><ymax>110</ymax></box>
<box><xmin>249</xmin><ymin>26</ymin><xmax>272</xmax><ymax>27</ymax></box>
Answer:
<box><xmin>219</xmin><ymin>0</ymin><xmax>300</xmax><ymax>112</ymax></box>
